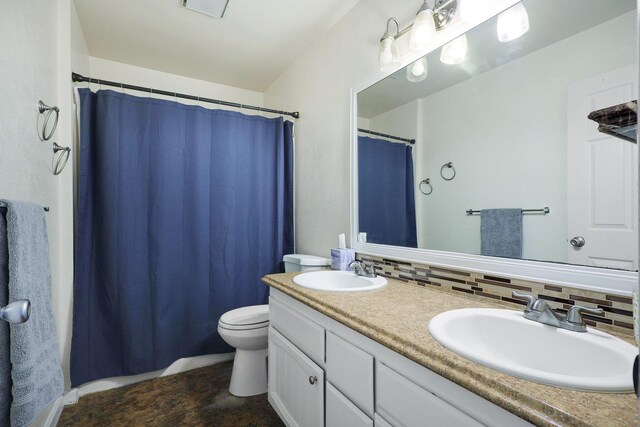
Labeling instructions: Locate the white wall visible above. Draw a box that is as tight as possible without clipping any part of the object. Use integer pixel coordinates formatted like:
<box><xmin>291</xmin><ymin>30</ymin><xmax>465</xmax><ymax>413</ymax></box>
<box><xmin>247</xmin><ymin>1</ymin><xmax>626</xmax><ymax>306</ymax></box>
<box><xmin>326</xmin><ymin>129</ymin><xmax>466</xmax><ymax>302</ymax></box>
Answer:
<box><xmin>368</xmin><ymin>100</ymin><xmax>418</xmax><ymax>141</ymax></box>
<box><xmin>0</xmin><ymin>0</ymin><xmax>59</xmax><ymax>267</ymax></box>
<box><xmin>87</xmin><ymin>57</ymin><xmax>264</xmax><ymax>108</ymax></box>
<box><xmin>0</xmin><ymin>0</ymin><xmax>70</xmax><ymax>424</ymax></box>
<box><xmin>417</xmin><ymin>11</ymin><xmax>636</xmax><ymax>262</ymax></box>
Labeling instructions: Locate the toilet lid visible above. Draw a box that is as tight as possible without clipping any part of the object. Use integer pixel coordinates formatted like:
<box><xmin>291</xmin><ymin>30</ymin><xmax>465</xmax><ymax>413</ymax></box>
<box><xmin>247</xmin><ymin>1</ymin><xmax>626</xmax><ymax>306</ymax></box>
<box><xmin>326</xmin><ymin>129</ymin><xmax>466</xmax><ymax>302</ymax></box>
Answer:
<box><xmin>219</xmin><ymin>304</ymin><xmax>269</xmax><ymax>327</ymax></box>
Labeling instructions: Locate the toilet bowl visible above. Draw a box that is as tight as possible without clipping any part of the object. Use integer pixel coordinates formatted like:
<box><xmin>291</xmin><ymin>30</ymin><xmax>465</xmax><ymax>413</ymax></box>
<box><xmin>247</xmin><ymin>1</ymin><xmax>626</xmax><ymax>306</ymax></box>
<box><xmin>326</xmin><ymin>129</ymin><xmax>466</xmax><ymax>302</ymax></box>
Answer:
<box><xmin>218</xmin><ymin>254</ymin><xmax>329</xmax><ymax>397</ymax></box>
<box><xmin>217</xmin><ymin>304</ymin><xmax>269</xmax><ymax>397</ymax></box>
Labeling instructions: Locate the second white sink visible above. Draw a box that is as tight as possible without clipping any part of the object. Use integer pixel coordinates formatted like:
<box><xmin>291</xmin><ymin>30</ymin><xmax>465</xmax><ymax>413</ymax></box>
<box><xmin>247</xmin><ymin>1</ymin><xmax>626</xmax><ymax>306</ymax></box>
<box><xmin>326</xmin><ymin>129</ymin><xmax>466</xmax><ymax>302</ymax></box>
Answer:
<box><xmin>429</xmin><ymin>308</ymin><xmax>637</xmax><ymax>392</ymax></box>
<box><xmin>293</xmin><ymin>270</ymin><xmax>387</xmax><ymax>292</ymax></box>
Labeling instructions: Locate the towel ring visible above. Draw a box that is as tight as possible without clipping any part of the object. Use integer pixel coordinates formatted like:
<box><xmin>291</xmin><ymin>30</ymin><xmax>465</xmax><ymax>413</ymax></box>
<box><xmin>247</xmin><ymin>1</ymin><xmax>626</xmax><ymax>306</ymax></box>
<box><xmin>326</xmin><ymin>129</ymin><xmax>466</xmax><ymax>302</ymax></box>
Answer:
<box><xmin>419</xmin><ymin>178</ymin><xmax>433</xmax><ymax>195</ymax></box>
<box><xmin>440</xmin><ymin>162</ymin><xmax>456</xmax><ymax>181</ymax></box>
<box><xmin>52</xmin><ymin>142</ymin><xmax>71</xmax><ymax>176</ymax></box>
<box><xmin>37</xmin><ymin>100</ymin><xmax>59</xmax><ymax>141</ymax></box>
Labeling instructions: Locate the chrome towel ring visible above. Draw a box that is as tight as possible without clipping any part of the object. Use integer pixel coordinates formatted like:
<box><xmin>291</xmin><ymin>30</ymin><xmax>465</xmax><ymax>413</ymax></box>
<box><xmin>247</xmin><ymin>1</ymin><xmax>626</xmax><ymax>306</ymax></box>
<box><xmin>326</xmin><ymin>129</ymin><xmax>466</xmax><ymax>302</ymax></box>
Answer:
<box><xmin>419</xmin><ymin>178</ymin><xmax>433</xmax><ymax>195</ymax></box>
<box><xmin>37</xmin><ymin>100</ymin><xmax>59</xmax><ymax>141</ymax></box>
<box><xmin>440</xmin><ymin>162</ymin><xmax>456</xmax><ymax>180</ymax></box>
<box><xmin>53</xmin><ymin>142</ymin><xmax>71</xmax><ymax>176</ymax></box>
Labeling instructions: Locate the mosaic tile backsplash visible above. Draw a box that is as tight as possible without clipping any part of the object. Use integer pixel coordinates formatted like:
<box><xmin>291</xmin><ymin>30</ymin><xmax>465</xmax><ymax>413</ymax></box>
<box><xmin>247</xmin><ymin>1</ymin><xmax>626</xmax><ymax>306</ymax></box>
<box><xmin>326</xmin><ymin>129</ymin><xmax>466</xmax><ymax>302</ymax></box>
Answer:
<box><xmin>356</xmin><ymin>254</ymin><xmax>635</xmax><ymax>333</ymax></box>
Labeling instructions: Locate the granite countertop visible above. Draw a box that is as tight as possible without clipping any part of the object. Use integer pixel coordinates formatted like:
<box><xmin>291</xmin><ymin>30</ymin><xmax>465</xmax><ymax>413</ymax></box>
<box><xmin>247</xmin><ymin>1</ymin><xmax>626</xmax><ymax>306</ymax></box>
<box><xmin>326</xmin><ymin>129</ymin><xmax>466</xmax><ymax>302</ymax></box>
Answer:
<box><xmin>263</xmin><ymin>272</ymin><xmax>638</xmax><ymax>427</ymax></box>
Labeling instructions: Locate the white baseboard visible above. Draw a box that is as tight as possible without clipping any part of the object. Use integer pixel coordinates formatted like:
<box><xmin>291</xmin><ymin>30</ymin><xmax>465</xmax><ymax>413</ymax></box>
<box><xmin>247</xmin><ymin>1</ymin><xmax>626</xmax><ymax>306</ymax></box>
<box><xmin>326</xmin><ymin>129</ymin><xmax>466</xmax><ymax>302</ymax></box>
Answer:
<box><xmin>59</xmin><ymin>352</ymin><xmax>235</xmax><ymax>412</ymax></box>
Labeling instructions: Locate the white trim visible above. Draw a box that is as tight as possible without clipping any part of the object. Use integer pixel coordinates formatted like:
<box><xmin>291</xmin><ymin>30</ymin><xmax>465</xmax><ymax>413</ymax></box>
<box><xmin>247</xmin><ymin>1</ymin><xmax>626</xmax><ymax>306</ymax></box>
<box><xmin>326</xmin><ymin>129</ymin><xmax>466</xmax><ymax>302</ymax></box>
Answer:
<box><xmin>350</xmin><ymin>0</ymin><xmax>638</xmax><ymax>297</ymax></box>
<box><xmin>292</xmin><ymin>121</ymin><xmax>296</xmax><ymax>253</ymax></box>
<box><xmin>349</xmin><ymin>88</ymin><xmax>358</xmax><ymax>249</ymax></box>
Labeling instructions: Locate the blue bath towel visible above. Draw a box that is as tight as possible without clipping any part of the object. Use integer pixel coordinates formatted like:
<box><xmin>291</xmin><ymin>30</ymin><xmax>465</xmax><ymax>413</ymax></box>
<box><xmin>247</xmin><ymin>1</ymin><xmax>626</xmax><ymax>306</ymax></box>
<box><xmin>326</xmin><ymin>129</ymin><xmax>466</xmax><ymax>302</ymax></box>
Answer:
<box><xmin>0</xmin><ymin>200</ymin><xmax>63</xmax><ymax>427</ymax></box>
<box><xmin>480</xmin><ymin>208</ymin><xmax>523</xmax><ymax>259</ymax></box>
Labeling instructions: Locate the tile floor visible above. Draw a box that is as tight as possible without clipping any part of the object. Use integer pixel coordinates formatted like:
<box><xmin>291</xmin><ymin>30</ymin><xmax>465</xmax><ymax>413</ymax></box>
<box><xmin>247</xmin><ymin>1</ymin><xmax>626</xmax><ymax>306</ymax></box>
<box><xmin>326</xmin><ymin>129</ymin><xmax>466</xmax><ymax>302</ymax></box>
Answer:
<box><xmin>58</xmin><ymin>361</ymin><xmax>284</xmax><ymax>426</ymax></box>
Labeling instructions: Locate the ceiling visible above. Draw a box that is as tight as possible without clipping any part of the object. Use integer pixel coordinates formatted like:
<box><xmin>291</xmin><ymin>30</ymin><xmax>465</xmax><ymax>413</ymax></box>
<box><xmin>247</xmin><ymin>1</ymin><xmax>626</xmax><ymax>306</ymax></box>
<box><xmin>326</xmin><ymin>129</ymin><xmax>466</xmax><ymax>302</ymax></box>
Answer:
<box><xmin>74</xmin><ymin>0</ymin><xmax>360</xmax><ymax>92</ymax></box>
<box><xmin>358</xmin><ymin>0</ymin><xmax>636</xmax><ymax>118</ymax></box>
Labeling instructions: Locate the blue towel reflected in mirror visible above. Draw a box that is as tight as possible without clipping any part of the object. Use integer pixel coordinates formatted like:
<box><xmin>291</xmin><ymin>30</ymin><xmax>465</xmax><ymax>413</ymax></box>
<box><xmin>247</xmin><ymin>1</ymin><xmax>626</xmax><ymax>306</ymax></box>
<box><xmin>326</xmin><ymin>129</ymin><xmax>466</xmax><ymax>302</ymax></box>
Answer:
<box><xmin>480</xmin><ymin>208</ymin><xmax>523</xmax><ymax>259</ymax></box>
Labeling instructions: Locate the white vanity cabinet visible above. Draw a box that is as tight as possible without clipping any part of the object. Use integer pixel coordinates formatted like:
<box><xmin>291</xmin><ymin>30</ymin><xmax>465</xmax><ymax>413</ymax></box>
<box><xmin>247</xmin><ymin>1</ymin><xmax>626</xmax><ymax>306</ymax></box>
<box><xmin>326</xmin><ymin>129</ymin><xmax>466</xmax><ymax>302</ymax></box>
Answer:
<box><xmin>268</xmin><ymin>289</ymin><xmax>533</xmax><ymax>427</ymax></box>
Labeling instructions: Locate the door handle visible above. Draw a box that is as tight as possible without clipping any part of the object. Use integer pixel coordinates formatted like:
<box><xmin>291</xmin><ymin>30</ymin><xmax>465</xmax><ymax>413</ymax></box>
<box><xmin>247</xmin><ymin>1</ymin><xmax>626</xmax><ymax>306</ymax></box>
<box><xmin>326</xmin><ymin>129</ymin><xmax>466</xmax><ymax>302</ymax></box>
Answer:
<box><xmin>570</xmin><ymin>236</ymin><xmax>585</xmax><ymax>247</ymax></box>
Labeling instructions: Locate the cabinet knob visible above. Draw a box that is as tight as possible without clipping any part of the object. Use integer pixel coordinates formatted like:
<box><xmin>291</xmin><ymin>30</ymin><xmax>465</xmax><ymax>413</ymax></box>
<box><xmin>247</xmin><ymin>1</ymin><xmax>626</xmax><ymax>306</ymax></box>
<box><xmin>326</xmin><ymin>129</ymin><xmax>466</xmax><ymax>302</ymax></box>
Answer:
<box><xmin>308</xmin><ymin>375</ymin><xmax>317</xmax><ymax>385</ymax></box>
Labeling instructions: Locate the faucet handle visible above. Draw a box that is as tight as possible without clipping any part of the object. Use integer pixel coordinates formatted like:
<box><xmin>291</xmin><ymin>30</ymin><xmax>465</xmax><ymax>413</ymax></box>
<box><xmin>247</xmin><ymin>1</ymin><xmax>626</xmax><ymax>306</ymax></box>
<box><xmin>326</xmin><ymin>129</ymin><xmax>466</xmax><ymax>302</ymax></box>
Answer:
<box><xmin>348</xmin><ymin>260</ymin><xmax>362</xmax><ymax>269</ymax></box>
<box><xmin>511</xmin><ymin>291</ymin><xmax>537</xmax><ymax>312</ymax></box>
<box><xmin>565</xmin><ymin>305</ymin><xmax>604</xmax><ymax>325</ymax></box>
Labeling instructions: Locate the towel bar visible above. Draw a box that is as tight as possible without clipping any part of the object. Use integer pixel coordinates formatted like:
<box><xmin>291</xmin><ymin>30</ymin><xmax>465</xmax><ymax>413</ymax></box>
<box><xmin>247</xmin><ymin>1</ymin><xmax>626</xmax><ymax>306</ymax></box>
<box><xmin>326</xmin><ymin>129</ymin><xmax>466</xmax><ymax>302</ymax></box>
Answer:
<box><xmin>0</xmin><ymin>205</ymin><xmax>49</xmax><ymax>212</ymax></box>
<box><xmin>466</xmin><ymin>207</ymin><xmax>550</xmax><ymax>215</ymax></box>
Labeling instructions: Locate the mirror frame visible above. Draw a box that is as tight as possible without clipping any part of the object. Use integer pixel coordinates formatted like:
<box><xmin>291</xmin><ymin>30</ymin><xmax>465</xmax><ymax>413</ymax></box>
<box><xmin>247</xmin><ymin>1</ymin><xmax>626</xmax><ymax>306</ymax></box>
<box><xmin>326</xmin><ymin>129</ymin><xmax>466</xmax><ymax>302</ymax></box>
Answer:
<box><xmin>349</xmin><ymin>1</ymin><xmax>638</xmax><ymax>295</ymax></box>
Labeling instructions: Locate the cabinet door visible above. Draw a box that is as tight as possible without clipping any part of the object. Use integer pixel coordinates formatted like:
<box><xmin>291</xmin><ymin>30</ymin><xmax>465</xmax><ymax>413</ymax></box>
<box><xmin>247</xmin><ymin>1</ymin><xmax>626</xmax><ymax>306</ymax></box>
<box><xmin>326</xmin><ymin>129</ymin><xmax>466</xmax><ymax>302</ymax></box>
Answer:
<box><xmin>376</xmin><ymin>363</ymin><xmax>482</xmax><ymax>427</ymax></box>
<box><xmin>326</xmin><ymin>382</ymin><xmax>373</xmax><ymax>427</ymax></box>
<box><xmin>326</xmin><ymin>332</ymin><xmax>374</xmax><ymax>417</ymax></box>
<box><xmin>268</xmin><ymin>327</ymin><xmax>324</xmax><ymax>427</ymax></box>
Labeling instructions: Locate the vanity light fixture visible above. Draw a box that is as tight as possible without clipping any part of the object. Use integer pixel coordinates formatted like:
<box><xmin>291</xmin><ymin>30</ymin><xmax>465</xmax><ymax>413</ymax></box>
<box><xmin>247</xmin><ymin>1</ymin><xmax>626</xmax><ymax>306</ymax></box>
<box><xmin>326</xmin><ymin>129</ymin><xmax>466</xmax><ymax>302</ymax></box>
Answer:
<box><xmin>407</xmin><ymin>57</ymin><xmax>428</xmax><ymax>82</ymax></box>
<box><xmin>440</xmin><ymin>34</ymin><xmax>467</xmax><ymax>64</ymax></box>
<box><xmin>410</xmin><ymin>0</ymin><xmax>458</xmax><ymax>51</ymax></box>
<box><xmin>379</xmin><ymin>18</ymin><xmax>400</xmax><ymax>71</ymax></box>
<box><xmin>497</xmin><ymin>2</ymin><xmax>529</xmax><ymax>42</ymax></box>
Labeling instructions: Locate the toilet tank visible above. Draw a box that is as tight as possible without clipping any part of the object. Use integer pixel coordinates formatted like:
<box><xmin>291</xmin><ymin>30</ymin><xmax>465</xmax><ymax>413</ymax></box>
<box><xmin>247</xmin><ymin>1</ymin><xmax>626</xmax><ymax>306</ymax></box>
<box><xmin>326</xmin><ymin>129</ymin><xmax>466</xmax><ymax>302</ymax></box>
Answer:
<box><xmin>283</xmin><ymin>254</ymin><xmax>331</xmax><ymax>272</ymax></box>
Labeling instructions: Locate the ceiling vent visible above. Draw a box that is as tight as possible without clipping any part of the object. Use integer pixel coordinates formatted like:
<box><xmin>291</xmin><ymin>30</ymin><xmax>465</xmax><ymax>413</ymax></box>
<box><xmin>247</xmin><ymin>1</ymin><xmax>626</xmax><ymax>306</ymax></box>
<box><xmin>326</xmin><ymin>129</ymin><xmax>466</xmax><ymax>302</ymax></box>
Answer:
<box><xmin>182</xmin><ymin>0</ymin><xmax>229</xmax><ymax>19</ymax></box>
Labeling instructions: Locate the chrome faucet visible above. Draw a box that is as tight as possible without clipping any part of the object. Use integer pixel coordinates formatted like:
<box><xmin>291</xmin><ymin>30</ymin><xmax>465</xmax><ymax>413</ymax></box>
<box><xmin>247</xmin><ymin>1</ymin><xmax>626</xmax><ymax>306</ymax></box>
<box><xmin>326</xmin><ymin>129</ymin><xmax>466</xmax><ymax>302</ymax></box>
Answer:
<box><xmin>512</xmin><ymin>291</ymin><xmax>603</xmax><ymax>333</ymax></box>
<box><xmin>348</xmin><ymin>260</ymin><xmax>377</xmax><ymax>278</ymax></box>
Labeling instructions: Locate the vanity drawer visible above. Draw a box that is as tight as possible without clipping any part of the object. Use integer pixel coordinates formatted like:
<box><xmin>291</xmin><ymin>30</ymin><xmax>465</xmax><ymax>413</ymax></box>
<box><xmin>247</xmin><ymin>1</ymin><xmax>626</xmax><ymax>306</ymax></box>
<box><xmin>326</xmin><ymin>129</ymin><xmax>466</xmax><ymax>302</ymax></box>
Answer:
<box><xmin>326</xmin><ymin>382</ymin><xmax>373</xmax><ymax>427</ymax></box>
<box><xmin>376</xmin><ymin>363</ymin><xmax>482</xmax><ymax>427</ymax></box>
<box><xmin>269</xmin><ymin>296</ymin><xmax>325</xmax><ymax>365</ymax></box>
<box><xmin>326</xmin><ymin>332</ymin><xmax>374</xmax><ymax>417</ymax></box>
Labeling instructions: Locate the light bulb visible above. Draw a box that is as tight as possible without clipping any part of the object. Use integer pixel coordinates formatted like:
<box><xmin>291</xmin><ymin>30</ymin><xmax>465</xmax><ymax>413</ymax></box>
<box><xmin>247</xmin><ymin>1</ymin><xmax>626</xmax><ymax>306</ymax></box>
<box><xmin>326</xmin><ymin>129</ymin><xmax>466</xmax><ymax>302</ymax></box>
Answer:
<box><xmin>379</xmin><ymin>37</ymin><xmax>394</xmax><ymax>68</ymax></box>
<box><xmin>378</xmin><ymin>38</ymin><xmax>398</xmax><ymax>71</ymax></box>
<box><xmin>409</xmin><ymin>7</ymin><xmax>436</xmax><ymax>51</ymax></box>
<box><xmin>406</xmin><ymin>57</ymin><xmax>428</xmax><ymax>83</ymax></box>
<box><xmin>497</xmin><ymin>2</ymin><xmax>529</xmax><ymax>42</ymax></box>
<box><xmin>440</xmin><ymin>34</ymin><xmax>467</xmax><ymax>65</ymax></box>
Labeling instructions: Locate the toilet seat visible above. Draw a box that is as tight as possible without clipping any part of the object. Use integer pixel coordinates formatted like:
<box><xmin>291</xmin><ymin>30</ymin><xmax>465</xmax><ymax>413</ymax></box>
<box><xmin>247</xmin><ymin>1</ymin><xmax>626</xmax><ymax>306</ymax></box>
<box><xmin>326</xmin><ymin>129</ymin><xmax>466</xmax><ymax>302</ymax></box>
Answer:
<box><xmin>218</xmin><ymin>321</ymin><xmax>269</xmax><ymax>331</ymax></box>
<box><xmin>218</xmin><ymin>304</ymin><xmax>269</xmax><ymax>330</ymax></box>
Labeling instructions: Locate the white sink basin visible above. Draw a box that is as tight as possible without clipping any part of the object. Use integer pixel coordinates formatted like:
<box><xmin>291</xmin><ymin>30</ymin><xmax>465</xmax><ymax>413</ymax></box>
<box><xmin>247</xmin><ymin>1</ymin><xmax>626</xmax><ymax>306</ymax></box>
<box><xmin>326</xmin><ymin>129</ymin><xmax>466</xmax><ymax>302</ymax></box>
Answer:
<box><xmin>429</xmin><ymin>308</ymin><xmax>637</xmax><ymax>392</ymax></box>
<box><xmin>293</xmin><ymin>270</ymin><xmax>387</xmax><ymax>292</ymax></box>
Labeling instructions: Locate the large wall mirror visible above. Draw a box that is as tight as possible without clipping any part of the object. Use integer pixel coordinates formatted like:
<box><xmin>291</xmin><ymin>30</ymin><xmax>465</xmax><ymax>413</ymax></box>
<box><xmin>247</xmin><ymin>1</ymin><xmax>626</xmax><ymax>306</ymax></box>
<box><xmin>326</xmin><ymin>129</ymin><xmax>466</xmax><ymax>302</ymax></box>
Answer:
<box><xmin>354</xmin><ymin>0</ymin><xmax>638</xmax><ymax>289</ymax></box>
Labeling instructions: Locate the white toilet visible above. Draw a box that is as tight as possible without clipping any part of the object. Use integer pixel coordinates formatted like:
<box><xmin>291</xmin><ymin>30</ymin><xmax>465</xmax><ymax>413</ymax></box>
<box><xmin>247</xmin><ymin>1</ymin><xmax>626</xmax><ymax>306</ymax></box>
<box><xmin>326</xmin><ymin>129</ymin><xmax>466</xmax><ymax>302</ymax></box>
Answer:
<box><xmin>218</xmin><ymin>254</ymin><xmax>330</xmax><ymax>397</ymax></box>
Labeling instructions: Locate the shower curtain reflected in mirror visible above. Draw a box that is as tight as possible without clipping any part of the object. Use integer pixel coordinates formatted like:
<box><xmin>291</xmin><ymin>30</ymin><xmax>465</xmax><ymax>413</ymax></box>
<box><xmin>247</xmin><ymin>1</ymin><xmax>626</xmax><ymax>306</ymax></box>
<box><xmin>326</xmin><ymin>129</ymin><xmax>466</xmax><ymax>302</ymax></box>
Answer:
<box><xmin>358</xmin><ymin>136</ymin><xmax>417</xmax><ymax>248</ymax></box>
<box><xmin>71</xmin><ymin>89</ymin><xmax>294</xmax><ymax>386</ymax></box>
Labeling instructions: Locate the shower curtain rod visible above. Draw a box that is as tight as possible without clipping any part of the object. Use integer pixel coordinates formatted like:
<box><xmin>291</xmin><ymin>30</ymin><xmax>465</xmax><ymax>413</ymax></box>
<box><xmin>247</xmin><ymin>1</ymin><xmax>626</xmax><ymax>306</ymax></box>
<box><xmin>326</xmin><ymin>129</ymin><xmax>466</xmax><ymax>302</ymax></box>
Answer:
<box><xmin>71</xmin><ymin>72</ymin><xmax>300</xmax><ymax>119</ymax></box>
<box><xmin>358</xmin><ymin>128</ymin><xmax>415</xmax><ymax>144</ymax></box>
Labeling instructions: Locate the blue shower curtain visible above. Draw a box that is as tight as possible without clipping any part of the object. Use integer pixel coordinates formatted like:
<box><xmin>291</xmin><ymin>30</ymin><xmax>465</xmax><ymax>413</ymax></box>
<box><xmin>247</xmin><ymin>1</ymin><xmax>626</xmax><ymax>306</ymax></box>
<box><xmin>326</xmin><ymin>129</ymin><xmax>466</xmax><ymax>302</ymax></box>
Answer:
<box><xmin>358</xmin><ymin>136</ymin><xmax>417</xmax><ymax>248</ymax></box>
<box><xmin>71</xmin><ymin>89</ymin><xmax>294</xmax><ymax>386</ymax></box>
